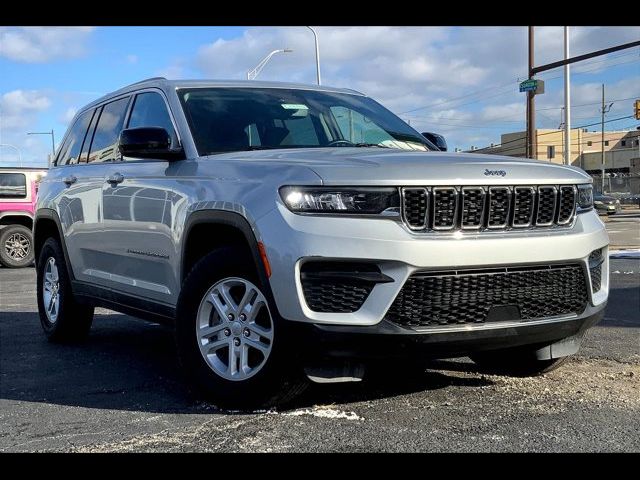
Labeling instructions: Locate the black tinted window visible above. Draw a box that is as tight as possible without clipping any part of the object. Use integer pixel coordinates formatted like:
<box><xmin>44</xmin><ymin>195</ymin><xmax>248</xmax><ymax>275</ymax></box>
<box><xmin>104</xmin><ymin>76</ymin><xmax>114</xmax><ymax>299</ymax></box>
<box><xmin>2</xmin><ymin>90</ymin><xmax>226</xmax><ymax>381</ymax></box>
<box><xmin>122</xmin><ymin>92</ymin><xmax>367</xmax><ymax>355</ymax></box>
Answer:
<box><xmin>0</xmin><ymin>173</ymin><xmax>27</xmax><ymax>198</ymax></box>
<box><xmin>56</xmin><ymin>109</ymin><xmax>93</xmax><ymax>166</ymax></box>
<box><xmin>127</xmin><ymin>92</ymin><xmax>176</xmax><ymax>146</ymax></box>
<box><xmin>88</xmin><ymin>97</ymin><xmax>130</xmax><ymax>163</ymax></box>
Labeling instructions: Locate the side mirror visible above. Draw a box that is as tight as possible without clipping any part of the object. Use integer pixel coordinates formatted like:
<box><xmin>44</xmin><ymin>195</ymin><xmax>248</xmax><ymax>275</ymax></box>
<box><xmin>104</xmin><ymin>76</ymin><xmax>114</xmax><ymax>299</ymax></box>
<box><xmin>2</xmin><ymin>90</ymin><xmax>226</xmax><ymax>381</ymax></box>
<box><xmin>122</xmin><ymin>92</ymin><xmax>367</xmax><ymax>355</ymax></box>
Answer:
<box><xmin>118</xmin><ymin>127</ymin><xmax>184</xmax><ymax>160</ymax></box>
<box><xmin>421</xmin><ymin>132</ymin><xmax>448</xmax><ymax>152</ymax></box>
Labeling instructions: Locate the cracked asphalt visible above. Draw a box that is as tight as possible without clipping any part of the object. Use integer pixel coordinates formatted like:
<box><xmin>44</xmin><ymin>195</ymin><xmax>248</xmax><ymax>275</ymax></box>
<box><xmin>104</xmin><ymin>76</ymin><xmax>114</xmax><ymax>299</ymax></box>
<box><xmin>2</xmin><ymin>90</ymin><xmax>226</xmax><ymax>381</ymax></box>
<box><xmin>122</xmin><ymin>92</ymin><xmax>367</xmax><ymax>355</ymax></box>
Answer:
<box><xmin>0</xmin><ymin>255</ymin><xmax>638</xmax><ymax>452</ymax></box>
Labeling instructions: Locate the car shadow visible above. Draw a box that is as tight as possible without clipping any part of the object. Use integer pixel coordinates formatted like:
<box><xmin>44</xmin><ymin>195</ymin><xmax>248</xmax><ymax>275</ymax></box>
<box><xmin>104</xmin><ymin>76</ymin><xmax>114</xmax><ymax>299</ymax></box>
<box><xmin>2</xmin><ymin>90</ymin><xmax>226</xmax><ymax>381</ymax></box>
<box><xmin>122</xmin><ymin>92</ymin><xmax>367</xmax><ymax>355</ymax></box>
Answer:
<box><xmin>0</xmin><ymin>311</ymin><xmax>494</xmax><ymax>415</ymax></box>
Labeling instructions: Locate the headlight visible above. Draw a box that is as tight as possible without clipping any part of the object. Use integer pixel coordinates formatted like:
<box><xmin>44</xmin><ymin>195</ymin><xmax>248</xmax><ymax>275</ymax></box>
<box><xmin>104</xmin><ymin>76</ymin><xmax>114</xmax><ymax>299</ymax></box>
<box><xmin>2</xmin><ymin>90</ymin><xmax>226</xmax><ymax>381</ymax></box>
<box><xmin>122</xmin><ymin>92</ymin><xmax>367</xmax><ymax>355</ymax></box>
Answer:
<box><xmin>280</xmin><ymin>186</ymin><xmax>399</xmax><ymax>214</ymax></box>
<box><xmin>577</xmin><ymin>184</ymin><xmax>593</xmax><ymax>212</ymax></box>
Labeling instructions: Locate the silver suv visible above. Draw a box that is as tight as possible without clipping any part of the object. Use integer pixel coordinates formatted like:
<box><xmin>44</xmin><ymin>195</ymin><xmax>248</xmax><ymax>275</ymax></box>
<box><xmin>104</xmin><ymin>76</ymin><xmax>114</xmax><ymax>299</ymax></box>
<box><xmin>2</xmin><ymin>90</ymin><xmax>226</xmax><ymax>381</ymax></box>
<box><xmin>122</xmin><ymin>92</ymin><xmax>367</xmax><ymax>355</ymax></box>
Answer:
<box><xmin>34</xmin><ymin>78</ymin><xmax>609</xmax><ymax>408</ymax></box>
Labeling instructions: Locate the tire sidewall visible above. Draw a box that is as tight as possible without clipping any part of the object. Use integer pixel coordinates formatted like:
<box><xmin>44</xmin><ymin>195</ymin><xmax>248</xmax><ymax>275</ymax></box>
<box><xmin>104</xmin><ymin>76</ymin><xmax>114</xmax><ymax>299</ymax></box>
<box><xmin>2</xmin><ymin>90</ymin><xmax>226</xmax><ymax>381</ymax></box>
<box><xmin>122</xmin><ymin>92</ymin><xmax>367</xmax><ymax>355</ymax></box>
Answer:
<box><xmin>0</xmin><ymin>225</ymin><xmax>34</xmax><ymax>268</ymax></box>
<box><xmin>36</xmin><ymin>238</ymin><xmax>71</xmax><ymax>336</ymax></box>
<box><xmin>176</xmin><ymin>247</ymin><xmax>298</xmax><ymax>408</ymax></box>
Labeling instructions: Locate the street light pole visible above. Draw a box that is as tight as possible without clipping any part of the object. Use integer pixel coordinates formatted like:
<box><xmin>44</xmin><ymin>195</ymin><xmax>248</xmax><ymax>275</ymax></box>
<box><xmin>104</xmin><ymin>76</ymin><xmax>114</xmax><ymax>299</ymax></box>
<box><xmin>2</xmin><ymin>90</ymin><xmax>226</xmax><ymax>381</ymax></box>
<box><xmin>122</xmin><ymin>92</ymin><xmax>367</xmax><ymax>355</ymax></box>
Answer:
<box><xmin>246</xmin><ymin>48</ymin><xmax>293</xmax><ymax>80</ymax></box>
<box><xmin>306</xmin><ymin>26</ymin><xmax>321</xmax><ymax>85</ymax></box>
<box><xmin>27</xmin><ymin>130</ymin><xmax>56</xmax><ymax>164</ymax></box>
<box><xmin>0</xmin><ymin>144</ymin><xmax>23</xmax><ymax>167</ymax></box>
<box><xmin>563</xmin><ymin>26</ymin><xmax>571</xmax><ymax>165</ymax></box>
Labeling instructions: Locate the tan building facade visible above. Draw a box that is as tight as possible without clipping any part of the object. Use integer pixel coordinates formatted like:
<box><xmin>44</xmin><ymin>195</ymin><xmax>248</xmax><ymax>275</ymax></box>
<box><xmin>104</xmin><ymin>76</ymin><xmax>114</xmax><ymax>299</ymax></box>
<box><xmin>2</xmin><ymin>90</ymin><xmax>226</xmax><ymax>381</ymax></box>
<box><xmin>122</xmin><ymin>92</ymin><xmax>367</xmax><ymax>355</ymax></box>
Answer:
<box><xmin>482</xmin><ymin>128</ymin><xmax>640</xmax><ymax>172</ymax></box>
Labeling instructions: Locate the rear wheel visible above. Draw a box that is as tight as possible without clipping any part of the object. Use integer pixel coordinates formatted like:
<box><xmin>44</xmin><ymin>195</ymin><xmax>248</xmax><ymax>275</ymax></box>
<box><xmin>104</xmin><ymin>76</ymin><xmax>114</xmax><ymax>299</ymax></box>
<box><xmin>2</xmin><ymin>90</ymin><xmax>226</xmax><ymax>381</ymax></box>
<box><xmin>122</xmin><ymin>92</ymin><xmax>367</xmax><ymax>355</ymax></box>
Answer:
<box><xmin>0</xmin><ymin>225</ymin><xmax>34</xmax><ymax>268</ymax></box>
<box><xmin>470</xmin><ymin>348</ymin><xmax>568</xmax><ymax>377</ymax></box>
<box><xmin>37</xmin><ymin>237</ymin><xmax>94</xmax><ymax>342</ymax></box>
<box><xmin>176</xmin><ymin>247</ymin><xmax>307</xmax><ymax>409</ymax></box>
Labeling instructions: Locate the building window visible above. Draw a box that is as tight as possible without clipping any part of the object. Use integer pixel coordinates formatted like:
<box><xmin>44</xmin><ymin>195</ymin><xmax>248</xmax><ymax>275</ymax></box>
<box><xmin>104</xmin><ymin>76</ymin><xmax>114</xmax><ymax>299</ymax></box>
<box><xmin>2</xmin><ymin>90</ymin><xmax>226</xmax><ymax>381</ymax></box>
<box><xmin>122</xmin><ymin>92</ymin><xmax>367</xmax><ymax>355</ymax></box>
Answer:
<box><xmin>547</xmin><ymin>145</ymin><xmax>555</xmax><ymax>159</ymax></box>
<box><xmin>636</xmin><ymin>139</ymin><xmax>639</xmax><ymax>146</ymax></box>
<box><xmin>604</xmin><ymin>140</ymin><xmax>609</xmax><ymax>147</ymax></box>
<box><xmin>621</xmin><ymin>140</ymin><xmax>627</xmax><ymax>147</ymax></box>
<box><xmin>587</xmin><ymin>141</ymin><xmax>592</xmax><ymax>146</ymax></box>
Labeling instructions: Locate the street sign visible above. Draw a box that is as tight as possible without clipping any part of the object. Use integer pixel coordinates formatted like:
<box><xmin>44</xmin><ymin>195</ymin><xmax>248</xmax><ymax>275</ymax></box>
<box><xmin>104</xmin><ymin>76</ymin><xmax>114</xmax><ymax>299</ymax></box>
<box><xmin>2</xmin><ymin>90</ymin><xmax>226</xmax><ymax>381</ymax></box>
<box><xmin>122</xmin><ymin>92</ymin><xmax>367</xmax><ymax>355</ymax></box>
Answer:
<box><xmin>519</xmin><ymin>79</ymin><xmax>545</xmax><ymax>94</ymax></box>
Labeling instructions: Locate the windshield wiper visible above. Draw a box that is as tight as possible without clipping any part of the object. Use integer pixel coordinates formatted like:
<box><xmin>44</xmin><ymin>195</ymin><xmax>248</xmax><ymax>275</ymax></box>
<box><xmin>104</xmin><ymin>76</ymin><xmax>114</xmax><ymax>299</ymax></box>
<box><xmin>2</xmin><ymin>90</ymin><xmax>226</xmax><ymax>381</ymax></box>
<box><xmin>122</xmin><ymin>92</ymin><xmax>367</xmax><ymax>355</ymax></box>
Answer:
<box><xmin>353</xmin><ymin>143</ymin><xmax>392</xmax><ymax>149</ymax></box>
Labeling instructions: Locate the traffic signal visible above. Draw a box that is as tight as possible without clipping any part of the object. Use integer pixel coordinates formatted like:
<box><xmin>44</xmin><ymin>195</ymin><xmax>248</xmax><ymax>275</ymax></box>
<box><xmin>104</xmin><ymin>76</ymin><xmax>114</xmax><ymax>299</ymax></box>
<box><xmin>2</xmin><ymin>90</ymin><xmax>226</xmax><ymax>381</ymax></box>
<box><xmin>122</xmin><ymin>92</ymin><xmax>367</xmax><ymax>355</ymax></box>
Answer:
<box><xmin>635</xmin><ymin>99</ymin><xmax>640</xmax><ymax>120</ymax></box>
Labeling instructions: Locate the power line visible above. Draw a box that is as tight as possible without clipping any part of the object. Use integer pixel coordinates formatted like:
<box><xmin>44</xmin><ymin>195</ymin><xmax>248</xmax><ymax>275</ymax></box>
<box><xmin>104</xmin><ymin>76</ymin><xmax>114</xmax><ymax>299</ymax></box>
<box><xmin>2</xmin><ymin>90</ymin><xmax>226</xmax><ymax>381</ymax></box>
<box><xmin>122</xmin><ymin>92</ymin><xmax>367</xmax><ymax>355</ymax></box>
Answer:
<box><xmin>472</xmin><ymin>115</ymin><xmax>635</xmax><ymax>152</ymax></box>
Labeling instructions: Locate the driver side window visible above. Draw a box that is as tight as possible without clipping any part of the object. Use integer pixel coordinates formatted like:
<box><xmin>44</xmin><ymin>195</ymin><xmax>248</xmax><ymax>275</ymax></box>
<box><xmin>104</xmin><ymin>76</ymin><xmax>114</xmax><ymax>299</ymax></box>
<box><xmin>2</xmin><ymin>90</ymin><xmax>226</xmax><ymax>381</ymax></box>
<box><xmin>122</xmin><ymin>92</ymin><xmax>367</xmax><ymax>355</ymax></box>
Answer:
<box><xmin>329</xmin><ymin>106</ymin><xmax>391</xmax><ymax>145</ymax></box>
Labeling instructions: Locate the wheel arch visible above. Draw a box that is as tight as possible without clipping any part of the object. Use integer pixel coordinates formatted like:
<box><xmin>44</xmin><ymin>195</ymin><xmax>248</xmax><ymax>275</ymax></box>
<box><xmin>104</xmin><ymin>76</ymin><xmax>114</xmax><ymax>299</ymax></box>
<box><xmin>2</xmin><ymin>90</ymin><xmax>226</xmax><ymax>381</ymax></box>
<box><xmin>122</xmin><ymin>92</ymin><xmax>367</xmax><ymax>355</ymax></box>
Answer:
<box><xmin>181</xmin><ymin>210</ymin><xmax>276</xmax><ymax>314</ymax></box>
<box><xmin>0</xmin><ymin>212</ymin><xmax>34</xmax><ymax>229</ymax></box>
<box><xmin>33</xmin><ymin>209</ymin><xmax>75</xmax><ymax>280</ymax></box>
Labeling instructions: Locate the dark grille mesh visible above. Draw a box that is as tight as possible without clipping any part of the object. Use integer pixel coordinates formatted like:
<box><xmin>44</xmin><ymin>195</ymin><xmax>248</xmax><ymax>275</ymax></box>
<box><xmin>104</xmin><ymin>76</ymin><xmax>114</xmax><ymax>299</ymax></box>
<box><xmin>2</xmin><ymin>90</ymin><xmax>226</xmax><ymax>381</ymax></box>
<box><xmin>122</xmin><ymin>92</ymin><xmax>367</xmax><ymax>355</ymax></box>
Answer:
<box><xmin>487</xmin><ymin>187</ymin><xmax>511</xmax><ymax>227</ymax></box>
<box><xmin>402</xmin><ymin>188</ymin><xmax>428</xmax><ymax>229</ymax></box>
<box><xmin>536</xmin><ymin>186</ymin><xmax>557</xmax><ymax>225</ymax></box>
<box><xmin>386</xmin><ymin>264</ymin><xmax>588</xmax><ymax>329</ymax></box>
<box><xmin>590</xmin><ymin>265</ymin><xmax>602</xmax><ymax>293</ymax></box>
<box><xmin>558</xmin><ymin>186</ymin><xmax>576</xmax><ymax>224</ymax></box>
<box><xmin>302</xmin><ymin>281</ymin><xmax>373</xmax><ymax>313</ymax></box>
<box><xmin>461</xmin><ymin>188</ymin><xmax>485</xmax><ymax>228</ymax></box>
<box><xmin>513</xmin><ymin>187</ymin><xmax>535</xmax><ymax>226</ymax></box>
<box><xmin>433</xmin><ymin>188</ymin><xmax>457</xmax><ymax>229</ymax></box>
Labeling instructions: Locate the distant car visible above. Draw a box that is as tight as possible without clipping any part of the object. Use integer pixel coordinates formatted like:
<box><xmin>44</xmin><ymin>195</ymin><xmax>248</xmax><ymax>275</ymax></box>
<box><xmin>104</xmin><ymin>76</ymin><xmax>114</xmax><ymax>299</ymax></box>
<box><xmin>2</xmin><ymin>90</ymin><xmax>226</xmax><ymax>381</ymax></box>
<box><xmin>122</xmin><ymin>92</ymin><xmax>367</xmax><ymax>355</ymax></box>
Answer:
<box><xmin>593</xmin><ymin>194</ymin><xmax>621</xmax><ymax>215</ymax></box>
<box><xmin>0</xmin><ymin>168</ymin><xmax>47</xmax><ymax>267</ymax></box>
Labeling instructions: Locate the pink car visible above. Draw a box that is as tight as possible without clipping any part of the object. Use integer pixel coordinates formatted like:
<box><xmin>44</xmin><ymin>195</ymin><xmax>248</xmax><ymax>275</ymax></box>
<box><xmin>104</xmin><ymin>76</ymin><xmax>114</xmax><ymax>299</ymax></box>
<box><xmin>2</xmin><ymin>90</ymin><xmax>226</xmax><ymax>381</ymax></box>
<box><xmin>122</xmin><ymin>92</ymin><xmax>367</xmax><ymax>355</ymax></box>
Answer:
<box><xmin>0</xmin><ymin>167</ymin><xmax>47</xmax><ymax>268</ymax></box>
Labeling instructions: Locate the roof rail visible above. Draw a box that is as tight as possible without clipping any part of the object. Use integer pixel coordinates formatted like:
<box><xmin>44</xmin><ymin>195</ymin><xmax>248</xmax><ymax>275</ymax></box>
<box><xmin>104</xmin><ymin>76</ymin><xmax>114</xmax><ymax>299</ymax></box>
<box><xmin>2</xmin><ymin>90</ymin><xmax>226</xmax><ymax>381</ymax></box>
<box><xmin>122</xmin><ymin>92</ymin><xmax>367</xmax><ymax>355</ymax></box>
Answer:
<box><xmin>126</xmin><ymin>76</ymin><xmax>167</xmax><ymax>87</ymax></box>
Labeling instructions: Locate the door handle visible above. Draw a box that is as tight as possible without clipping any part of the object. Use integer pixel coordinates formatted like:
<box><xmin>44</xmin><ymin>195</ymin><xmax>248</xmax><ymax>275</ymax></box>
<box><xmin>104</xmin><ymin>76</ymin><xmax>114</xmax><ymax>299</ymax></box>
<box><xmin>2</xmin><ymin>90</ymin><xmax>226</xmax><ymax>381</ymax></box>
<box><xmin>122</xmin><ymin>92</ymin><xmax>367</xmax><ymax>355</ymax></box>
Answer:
<box><xmin>63</xmin><ymin>175</ymin><xmax>77</xmax><ymax>186</ymax></box>
<box><xmin>106</xmin><ymin>173</ymin><xmax>125</xmax><ymax>185</ymax></box>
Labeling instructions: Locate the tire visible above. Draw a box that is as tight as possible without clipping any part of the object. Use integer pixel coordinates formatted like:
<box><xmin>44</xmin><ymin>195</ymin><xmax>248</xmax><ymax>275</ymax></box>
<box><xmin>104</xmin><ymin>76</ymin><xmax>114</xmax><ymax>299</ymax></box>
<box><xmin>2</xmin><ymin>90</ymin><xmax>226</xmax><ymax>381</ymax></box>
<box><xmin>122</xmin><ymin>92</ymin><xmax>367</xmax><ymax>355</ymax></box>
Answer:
<box><xmin>175</xmin><ymin>246</ymin><xmax>308</xmax><ymax>410</ymax></box>
<box><xmin>0</xmin><ymin>225</ymin><xmax>35</xmax><ymax>268</ymax></box>
<box><xmin>36</xmin><ymin>237</ymin><xmax>94</xmax><ymax>342</ymax></box>
<box><xmin>470</xmin><ymin>347</ymin><xmax>569</xmax><ymax>377</ymax></box>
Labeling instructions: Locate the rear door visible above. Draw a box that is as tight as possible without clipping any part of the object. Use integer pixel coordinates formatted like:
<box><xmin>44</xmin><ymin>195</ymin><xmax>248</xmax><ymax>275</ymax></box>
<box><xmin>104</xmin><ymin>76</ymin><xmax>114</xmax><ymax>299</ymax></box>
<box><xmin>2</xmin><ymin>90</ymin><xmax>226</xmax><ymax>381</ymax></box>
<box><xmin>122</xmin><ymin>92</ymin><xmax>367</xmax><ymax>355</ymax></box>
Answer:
<box><xmin>99</xmin><ymin>90</ymin><xmax>183</xmax><ymax>304</ymax></box>
<box><xmin>69</xmin><ymin>96</ymin><xmax>132</xmax><ymax>286</ymax></box>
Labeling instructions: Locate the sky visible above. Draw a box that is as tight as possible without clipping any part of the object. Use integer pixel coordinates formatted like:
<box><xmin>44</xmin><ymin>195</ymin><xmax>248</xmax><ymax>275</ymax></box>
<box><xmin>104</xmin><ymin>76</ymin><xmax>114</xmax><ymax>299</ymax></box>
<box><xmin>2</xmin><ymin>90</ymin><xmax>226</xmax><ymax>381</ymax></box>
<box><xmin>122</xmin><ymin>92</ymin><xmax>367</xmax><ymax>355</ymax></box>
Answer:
<box><xmin>1</xmin><ymin>26</ymin><xmax>639</xmax><ymax>167</ymax></box>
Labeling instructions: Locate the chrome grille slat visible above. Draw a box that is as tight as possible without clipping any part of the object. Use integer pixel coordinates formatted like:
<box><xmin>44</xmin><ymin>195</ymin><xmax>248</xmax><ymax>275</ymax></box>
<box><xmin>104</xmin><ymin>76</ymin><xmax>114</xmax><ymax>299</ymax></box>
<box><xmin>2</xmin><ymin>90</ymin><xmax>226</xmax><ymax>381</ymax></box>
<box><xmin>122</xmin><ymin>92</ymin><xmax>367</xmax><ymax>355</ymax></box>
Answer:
<box><xmin>400</xmin><ymin>184</ymin><xmax>578</xmax><ymax>232</ymax></box>
<box><xmin>536</xmin><ymin>186</ymin><xmax>557</xmax><ymax>226</ymax></box>
<box><xmin>461</xmin><ymin>187</ymin><xmax>485</xmax><ymax>229</ymax></box>
<box><xmin>432</xmin><ymin>187</ymin><xmax>458</xmax><ymax>230</ymax></box>
<box><xmin>487</xmin><ymin>187</ymin><xmax>511</xmax><ymax>229</ymax></box>
<box><xmin>401</xmin><ymin>187</ymin><xmax>429</xmax><ymax>230</ymax></box>
<box><xmin>512</xmin><ymin>186</ymin><xmax>536</xmax><ymax>228</ymax></box>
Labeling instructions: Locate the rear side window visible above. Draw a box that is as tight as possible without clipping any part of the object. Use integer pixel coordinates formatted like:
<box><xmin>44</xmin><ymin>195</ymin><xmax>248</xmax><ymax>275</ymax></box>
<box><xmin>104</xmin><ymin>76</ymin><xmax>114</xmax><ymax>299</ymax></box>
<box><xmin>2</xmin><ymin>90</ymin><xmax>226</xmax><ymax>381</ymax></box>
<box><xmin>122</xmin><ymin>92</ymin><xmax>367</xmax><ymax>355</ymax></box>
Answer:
<box><xmin>127</xmin><ymin>92</ymin><xmax>177</xmax><ymax>147</ymax></box>
<box><xmin>0</xmin><ymin>173</ymin><xmax>27</xmax><ymax>198</ymax></box>
<box><xmin>56</xmin><ymin>109</ymin><xmax>94</xmax><ymax>166</ymax></box>
<box><xmin>88</xmin><ymin>97</ymin><xmax>130</xmax><ymax>163</ymax></box>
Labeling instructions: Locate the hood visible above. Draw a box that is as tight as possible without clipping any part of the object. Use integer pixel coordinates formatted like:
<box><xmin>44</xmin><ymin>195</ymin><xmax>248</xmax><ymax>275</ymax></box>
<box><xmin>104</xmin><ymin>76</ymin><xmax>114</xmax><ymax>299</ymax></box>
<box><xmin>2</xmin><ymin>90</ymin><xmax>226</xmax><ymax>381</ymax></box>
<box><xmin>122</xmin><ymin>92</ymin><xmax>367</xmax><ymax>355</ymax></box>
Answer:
<box><xmin>205</xmin><ymin>147</ymin><xmax>592</xmax><ymax>185</ymax></box>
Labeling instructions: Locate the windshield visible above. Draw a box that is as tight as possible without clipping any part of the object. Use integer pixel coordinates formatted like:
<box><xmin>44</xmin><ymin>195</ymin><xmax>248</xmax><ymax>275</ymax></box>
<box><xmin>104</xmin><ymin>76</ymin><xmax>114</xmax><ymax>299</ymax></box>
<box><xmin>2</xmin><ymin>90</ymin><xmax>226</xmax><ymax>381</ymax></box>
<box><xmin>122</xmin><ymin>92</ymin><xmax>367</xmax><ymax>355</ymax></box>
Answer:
<box><xmin>177</xmin><ymin>87</ymin><xmax>435</xmax><ymax>155</ymax></box>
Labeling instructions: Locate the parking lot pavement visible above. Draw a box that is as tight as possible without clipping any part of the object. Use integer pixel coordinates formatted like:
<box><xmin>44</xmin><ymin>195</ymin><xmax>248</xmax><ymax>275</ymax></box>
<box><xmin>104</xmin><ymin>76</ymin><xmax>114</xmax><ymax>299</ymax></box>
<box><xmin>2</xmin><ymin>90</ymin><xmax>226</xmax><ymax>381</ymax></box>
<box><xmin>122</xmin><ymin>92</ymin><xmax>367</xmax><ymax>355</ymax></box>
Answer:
<box><xmin>603</xmin><ymin>209</ymin><xmax>640</xmax><ymax>249</ymax></box>
<box><xmin>0</xmin><ymin>258</ymin><xmax>638</xmax><ymax>453</ymax></box>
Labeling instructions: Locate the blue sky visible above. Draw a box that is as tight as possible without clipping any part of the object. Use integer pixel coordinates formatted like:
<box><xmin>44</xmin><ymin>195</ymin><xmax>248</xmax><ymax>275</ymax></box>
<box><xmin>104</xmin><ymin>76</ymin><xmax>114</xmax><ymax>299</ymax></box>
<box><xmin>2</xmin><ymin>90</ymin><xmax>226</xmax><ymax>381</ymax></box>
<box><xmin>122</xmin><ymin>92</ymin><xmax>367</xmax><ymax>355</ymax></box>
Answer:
<box><xmin>1</xmin><ymin>26</ymin><xmax>638</xmax><ymax>166</ymax></box>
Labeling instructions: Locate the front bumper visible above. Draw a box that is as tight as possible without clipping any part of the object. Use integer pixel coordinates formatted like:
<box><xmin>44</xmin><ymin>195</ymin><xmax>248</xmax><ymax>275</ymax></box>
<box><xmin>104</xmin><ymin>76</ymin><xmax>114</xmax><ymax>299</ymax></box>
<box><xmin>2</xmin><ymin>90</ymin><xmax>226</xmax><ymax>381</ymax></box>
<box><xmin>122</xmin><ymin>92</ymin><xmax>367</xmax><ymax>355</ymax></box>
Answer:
<box><xmin>283</xmin><ymin>307</ymin><xmax>605</xmax><ymax>361</ymax></box>
<box><xmin>257</xmin><ymin>205</ymin><xmax>609</xmax><ymax>328</ymax></box>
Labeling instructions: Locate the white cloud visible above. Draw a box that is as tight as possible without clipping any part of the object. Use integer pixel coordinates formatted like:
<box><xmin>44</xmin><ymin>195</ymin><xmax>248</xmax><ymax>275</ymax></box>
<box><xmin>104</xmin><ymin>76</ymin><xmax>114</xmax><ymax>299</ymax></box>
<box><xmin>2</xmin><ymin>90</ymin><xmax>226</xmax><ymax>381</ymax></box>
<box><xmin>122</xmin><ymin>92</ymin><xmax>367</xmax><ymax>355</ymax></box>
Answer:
<box><xmin>0</xmin><ymin>27</ymin><xmax>95</xmax><ymax>63</ymax></box>
<box><xmin>60</xmin><ymin>107</ymin><xmax>78</xmax><ymax>125</ymax></box>
<box><xmin>0</xmin><ymin>90</ymin><xmax>52</xmax><ymax>130</ymax></box>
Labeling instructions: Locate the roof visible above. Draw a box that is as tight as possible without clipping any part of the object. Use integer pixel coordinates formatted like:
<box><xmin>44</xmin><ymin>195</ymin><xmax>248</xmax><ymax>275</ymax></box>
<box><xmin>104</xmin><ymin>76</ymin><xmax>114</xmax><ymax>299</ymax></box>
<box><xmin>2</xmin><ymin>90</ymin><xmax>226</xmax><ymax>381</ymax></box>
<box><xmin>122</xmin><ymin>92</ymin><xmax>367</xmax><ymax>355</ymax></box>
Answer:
<box><xmin>84</xmin><ymin>77</ymin><xmax>366</xmax><ymax>112</ymax></box>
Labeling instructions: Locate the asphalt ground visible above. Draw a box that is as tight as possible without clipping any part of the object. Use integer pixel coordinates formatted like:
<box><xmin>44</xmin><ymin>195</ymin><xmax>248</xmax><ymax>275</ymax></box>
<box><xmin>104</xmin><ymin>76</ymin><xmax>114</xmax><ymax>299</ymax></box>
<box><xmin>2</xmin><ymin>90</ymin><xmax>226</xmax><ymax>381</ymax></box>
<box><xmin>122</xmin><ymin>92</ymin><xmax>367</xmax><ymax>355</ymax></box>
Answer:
<box><xmin>0</xmin><ymin>224</ymin><xmax>638</xmax><ymax>451</ymax></box>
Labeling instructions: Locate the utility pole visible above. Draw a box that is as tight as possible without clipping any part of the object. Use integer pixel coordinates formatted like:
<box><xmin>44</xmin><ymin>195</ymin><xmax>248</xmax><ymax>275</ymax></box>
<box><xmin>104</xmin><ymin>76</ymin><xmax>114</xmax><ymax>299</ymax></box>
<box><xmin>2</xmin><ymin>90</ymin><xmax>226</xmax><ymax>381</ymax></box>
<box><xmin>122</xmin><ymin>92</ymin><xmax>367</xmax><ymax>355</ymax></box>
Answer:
<box><xmin>563</xmin><ymin>26</ymin><xmax>571</xmax><ymax>165</ymax></box>
<box><xmin>600</xmin><ymin>84</ymin><xmax>613</xmax><ymax>193</ymax></box>
<box><xmin>526</xmin><ymin>26</ymin><xmax>536</xmax><ymax>159</ymax></box>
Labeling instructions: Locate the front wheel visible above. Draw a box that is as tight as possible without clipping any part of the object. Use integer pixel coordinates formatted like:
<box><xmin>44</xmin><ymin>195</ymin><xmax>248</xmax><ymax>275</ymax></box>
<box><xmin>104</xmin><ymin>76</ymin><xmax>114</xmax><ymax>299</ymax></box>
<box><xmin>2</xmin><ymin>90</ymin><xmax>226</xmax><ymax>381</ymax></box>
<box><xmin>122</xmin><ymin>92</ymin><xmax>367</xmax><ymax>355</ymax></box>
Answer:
<box><xmin>175</xmin><ymin>247</ymin><xmax>307</xmax><ymax>409</ymax></box>
<box><xmin>470</xmin><ymin>348</ymin><xmax>569</xmax><ymax>377</ymax></box>
<box><xmin>0</xmin><ymin>225</ymin><xmax>34</xmax><ymax>268</ymax></box>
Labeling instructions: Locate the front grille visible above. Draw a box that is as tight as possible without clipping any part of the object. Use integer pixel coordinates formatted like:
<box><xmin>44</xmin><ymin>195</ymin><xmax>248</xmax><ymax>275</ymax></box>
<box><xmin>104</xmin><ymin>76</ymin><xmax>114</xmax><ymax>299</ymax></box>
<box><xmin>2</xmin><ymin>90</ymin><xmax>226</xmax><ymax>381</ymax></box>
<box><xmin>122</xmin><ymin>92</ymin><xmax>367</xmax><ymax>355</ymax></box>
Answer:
<box><xmin>386</xmin><ymin>264</ymin><xmax>588</xmax><ymax>329</ymax></box>
<box><xmin>400</xmin><ymin>184</ymin><xmax>578</xmax><ymax>232</ymax></box>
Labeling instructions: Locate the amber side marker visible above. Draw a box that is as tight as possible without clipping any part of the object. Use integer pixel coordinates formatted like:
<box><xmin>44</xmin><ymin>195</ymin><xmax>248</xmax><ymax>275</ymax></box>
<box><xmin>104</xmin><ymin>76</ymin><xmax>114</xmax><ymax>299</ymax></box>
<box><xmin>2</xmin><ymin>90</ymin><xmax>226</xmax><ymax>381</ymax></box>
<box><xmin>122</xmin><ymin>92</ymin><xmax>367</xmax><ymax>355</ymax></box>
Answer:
<box><xmin>257</xmin><ymin>241</ymin><xmax>272</xmax><ymax>278</ymax></box>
